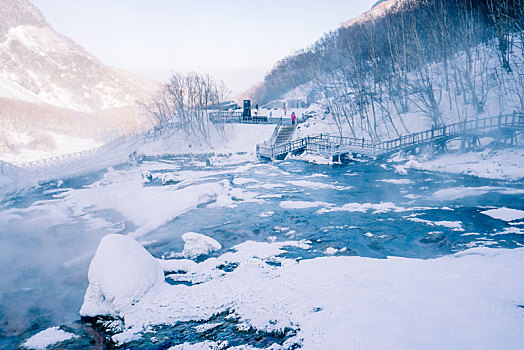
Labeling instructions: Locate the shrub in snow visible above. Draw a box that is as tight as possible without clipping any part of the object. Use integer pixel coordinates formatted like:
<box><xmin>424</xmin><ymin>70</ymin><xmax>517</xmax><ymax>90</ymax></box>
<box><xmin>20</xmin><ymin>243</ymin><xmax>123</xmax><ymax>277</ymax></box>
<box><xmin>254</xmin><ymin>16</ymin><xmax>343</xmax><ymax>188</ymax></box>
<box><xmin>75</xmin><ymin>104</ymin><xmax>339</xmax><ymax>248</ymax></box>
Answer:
<box><xmin>80</xmin><ymin>234</ymin><xmax>165</xmax><ymax>318</ymax></box>
<box><xmin>141</xmin><ymin>171</ymin><xmax>153</xmax><ymax>182</ymax></box>
<box><xmin>181</xmin><ymin>232</ymin><xmax>222</xmax><ymax>259</ymax></box>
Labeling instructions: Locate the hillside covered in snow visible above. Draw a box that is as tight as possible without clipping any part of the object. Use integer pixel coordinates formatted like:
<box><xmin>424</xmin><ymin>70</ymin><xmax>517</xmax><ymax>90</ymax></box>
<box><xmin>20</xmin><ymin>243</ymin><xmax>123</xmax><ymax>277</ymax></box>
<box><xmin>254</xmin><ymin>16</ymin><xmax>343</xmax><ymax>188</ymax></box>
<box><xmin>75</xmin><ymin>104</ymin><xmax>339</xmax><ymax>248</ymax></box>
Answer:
<box><xmin>0</xmin><ymin>0</ymin><xmax>158</xmax><ymax>113</ymax></box>
<box><xmin>249</xmin><ymin>0</ymin><xmax>523</xmax><ymax>142</ymax></box>
<box><xmin>0</xmin><ymin>0</ymin><xmax>160</xmax><ymax>162</ymax></box>
<box><xmin>0</xmin><ymin>0</ymin><xmax>157</xmax><ymax>147</ymax></box>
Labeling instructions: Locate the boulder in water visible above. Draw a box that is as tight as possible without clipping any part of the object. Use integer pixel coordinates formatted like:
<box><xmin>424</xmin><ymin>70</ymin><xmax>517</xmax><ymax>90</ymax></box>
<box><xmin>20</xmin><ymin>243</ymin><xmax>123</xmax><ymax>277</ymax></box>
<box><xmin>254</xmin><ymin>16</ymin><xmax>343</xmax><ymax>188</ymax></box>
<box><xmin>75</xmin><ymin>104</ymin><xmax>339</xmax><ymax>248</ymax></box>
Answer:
<box><xmin>80</xmin><ymin>234</ymin><xmax>165</xmax><ymax>318</ymax></box>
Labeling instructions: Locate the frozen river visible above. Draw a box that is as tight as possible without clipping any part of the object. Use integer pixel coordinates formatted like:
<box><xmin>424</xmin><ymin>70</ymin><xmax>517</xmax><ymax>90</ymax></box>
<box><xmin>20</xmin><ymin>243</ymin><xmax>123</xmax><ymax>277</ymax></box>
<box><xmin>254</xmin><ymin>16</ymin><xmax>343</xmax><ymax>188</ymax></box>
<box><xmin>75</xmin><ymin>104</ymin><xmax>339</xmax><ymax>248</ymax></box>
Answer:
<box><xmin>1</xmin><ymin>154</ymin><xmax>523</xmax><ymax>348</ymax></box>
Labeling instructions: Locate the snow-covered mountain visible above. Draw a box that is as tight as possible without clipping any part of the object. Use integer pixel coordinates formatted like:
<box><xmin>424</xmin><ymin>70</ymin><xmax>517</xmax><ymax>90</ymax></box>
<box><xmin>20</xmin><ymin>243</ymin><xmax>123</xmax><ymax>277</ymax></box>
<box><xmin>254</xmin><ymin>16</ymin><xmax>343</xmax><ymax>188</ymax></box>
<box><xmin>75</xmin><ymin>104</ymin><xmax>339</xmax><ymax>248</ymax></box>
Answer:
<box><xmin>343</xmin><ymin>0</ymin><xmax>403</xmax><ymax>28</ymax></box>
<box><xmin>0</xmin><ymin>0</ymin><xmax>158</xmax><ymax>113</ymax></box>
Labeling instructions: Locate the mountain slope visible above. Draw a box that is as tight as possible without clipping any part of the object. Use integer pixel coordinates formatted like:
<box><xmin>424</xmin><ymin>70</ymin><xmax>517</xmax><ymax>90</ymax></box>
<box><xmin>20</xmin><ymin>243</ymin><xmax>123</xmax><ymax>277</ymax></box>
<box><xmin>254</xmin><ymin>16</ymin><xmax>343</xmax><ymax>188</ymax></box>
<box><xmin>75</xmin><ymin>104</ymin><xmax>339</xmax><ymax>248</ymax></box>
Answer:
<box><xmin>0</xmin><ymin>0</ymin><xmax>158</xmax><ymax>113</ymax></box>
<box><xmin>343</xmin><ymin>0</ymin><xmax>402</xmax><ymax>27</ymax></box>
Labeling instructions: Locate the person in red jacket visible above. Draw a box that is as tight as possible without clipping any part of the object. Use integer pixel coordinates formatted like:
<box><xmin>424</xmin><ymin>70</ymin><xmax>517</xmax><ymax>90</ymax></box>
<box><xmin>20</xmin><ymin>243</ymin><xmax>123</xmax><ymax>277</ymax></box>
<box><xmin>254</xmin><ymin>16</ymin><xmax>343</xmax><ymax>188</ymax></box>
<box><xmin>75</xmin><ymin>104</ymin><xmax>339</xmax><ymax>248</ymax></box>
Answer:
<box><xmin>291</xmin><ymin>111</ymin><xmax>296</xmax><ymax>125</ymax></box>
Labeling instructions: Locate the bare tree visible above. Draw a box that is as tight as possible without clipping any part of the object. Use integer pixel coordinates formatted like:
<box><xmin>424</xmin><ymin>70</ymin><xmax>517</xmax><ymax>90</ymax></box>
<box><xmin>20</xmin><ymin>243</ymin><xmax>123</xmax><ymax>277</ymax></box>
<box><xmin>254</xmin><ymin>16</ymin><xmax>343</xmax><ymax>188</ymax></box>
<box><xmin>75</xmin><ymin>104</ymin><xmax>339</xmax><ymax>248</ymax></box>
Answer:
<box><xmin>141</xmin><ymin>72</ymin><xmax>228</xmax><ymax>139</ymax></box>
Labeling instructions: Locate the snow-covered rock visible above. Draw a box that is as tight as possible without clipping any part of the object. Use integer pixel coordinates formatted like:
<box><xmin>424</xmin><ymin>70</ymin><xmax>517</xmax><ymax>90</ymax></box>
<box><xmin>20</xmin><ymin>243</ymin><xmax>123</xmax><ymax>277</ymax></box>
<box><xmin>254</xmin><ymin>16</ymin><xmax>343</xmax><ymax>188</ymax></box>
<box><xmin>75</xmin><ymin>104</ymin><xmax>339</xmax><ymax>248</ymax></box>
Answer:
<box><xmin>181</xmin><ymin>232</ymin><xmax>222</xmax><ymax>259</ymax></box>
<box><xmin>22</xmin><ymin>326</ymin><xmax>78</xmax><ymax>350</ymax></box>
<box><xmin>393</xmin><ymin>164</ymin><xmax>408</xmax><ymax>175</ymax></box>
<box><xmin>161</xmin><ymin>173</ymin><xmax>179</xmax><ymax>186</ymax></box>
<box><xmin>80</xmin><ymin>234</ymin><xmax>165</xmax><ymax>318</ymax></box>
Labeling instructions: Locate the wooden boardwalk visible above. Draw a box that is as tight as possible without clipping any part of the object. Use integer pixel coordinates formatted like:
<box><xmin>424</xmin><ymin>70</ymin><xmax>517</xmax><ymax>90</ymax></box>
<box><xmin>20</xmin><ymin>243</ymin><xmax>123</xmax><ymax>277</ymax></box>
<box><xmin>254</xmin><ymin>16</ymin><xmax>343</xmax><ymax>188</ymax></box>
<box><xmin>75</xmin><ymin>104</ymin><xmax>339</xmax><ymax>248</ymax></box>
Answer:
<box><xmin>0</xmin><ymin>135</ymin><xmax>139</xmax><ymax>186</ymax></box>
<box><xmin>257</xmin><ymin>113</ymin><xmax>524</xmax><ymax>161</ymax></box>
<box><xmin>209</xmin><ymin>111</ymin><xmax>290</xmax><ymax>125</ymax></box>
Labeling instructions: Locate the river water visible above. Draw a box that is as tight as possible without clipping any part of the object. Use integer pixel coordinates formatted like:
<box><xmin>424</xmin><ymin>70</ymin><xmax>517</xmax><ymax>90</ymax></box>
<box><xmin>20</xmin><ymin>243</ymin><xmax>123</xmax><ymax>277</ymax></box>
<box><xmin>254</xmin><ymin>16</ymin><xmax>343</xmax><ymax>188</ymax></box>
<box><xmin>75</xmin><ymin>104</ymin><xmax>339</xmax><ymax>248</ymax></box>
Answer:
<box><xmin>1</xmin><ymin>154</ymin><xmax>523</xmax><ymax>348</ymax></box>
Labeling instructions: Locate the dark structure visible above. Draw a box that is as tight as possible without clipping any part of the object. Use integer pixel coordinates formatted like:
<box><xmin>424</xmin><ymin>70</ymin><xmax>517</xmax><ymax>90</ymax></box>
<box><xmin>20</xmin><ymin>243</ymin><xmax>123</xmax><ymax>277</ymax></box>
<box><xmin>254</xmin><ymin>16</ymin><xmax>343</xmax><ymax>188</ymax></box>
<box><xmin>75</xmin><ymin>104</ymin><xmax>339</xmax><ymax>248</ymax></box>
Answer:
<box><xmin>242</xmin><ymin>100</ymin><xmax>251</xmax><ymax>119</ymax></box>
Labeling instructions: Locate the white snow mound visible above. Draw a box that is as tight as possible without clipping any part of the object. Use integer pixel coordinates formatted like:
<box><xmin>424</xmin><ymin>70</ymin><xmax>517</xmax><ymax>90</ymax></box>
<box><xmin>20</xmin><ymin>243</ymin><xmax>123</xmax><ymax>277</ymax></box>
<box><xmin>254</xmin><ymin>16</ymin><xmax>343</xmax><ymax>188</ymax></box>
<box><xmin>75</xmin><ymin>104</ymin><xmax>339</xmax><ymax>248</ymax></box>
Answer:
<box><xmin>23</xmin><ymin>326</ymin><xmax>78</xmax><ymax>350</ymax></box>
<box><xmin>181</xmin><ymin>232</ymin><xmax>222</xmax><ymax>259</ymax></box>
<box><xmin>80</xmin><ymin>234</ymin><xmax>165</xmax><ymax>318</ymax></box>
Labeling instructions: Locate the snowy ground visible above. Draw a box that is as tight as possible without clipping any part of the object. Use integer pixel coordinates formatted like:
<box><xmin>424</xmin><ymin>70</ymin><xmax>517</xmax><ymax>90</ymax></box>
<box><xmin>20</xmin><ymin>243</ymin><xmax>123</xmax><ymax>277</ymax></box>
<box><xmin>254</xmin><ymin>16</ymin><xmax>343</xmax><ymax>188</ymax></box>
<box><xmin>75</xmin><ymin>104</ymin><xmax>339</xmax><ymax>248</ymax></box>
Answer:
<box><xmin>0</xmin><ymin>130</ymin><xmax>103</xmax><ymax>165</ymax></box>
<box><xmin>138</xmin><ymin>124</ymin><xmax>275</xmax><ymax>158</ymax></box>
<box><xmin>0</xmin><ymin>120</ymin><xmax>274</xmax><ymax>167</ymax></box>
<box><xmin>412</xmin><ymin>147</ymin><xmax>524</xmax><ymax>181</ymax></box>
<box><xmin>79</xmin><ymin>234</ymin><xmax>524</xmax><ymax>349</ymax></box>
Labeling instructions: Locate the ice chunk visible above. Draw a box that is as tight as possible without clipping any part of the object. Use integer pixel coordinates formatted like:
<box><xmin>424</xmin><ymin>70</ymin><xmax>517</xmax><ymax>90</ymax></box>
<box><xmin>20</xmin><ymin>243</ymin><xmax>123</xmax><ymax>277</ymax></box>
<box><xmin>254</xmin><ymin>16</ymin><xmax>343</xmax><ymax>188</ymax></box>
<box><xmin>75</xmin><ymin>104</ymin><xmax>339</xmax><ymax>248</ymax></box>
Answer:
<box><xmin>158</xmin><ymin>258</ymin><xmax>198</xmax><ymax>273</ymax></box>
<box><xmin>317</xmin><ymin>202</ymin><xmax>402</xmax><ymax>214</ymax></box>
<box><xmin>481</xmin><ymin>208</ymin><xmax>524</xmax><ymax>222</ymax></box>
<box><xmin>432</xmin><ymin>186</ymin><xmax>524</xmax><ymax>201</ymax></box>
<box><xmin>406</xmin><ymin>217</ymin><xmax>464</xmax><ymax>231</ymax></box>
<box><xmin>232</xmin><ymin>177</ymin><xmax>258</xmax><ymax>185</ymax></box>
<box><xmin>325</xmin><ymin>247</ymin><xmax>338</xmax><ymax>255</ymax></box>
<box><xmin>378</xmin><ymin>179</ymin><xmax>414</xmax><ymax>185</ymax></box>
<box><xmin>405</xmin><ymin>159</ymin><xmax>421</xmax><ymax>169</ymax></box>
<box><xmin>80</xmin><ymin>234</ymin><xmax>165</xmax><ymax>318</ymax></box>
<box><xmin>288</xmin><ymin>180</ymin><xmax>351</xmax><ymax>190</ymax></box>
<box><xmin>23</xmin><ymin>326</ymin><xmax>78</xmax><ymax>350</ymax></box>
<box><xmin>169</xmin><ymin>341</ymin><xmax>223</xmax><ymax>350</ymax></box>
<box><xmin>279</xmin><ymin>201</ymin><xmax>332</xmax><ymax>209</ymax></box>
<box><xmin>393</xmin><ymin>165</ymin><xmax>408</xmax><ymax>175</ymax></box>
<box><xmin>181</xmin><ymin>232</ymin><xmax>222</xmax><ymax>259</ymax></box>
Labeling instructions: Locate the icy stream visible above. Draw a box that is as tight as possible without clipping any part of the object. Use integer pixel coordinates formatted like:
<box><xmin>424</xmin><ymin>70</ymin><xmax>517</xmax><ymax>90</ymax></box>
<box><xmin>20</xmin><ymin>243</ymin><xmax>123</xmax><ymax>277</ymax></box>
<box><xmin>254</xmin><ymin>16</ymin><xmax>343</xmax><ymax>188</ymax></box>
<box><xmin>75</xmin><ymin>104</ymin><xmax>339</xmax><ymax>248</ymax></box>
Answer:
<box><xmin>1</xmin><ymin>154</ymin><xmax>523</xmax><ymax>348</ymax></box>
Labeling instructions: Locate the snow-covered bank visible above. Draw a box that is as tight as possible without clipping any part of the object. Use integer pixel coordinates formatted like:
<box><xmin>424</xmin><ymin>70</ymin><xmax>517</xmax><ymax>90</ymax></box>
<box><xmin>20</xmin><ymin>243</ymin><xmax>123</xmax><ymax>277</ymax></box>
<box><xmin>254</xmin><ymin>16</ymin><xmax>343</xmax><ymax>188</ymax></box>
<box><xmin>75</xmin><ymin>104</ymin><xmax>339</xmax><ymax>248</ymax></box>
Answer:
<box><xmin>81</xmin><ymin>234</ymin><xmax>524</xmax><ymax>349</ymax></box>
<box><xmin>282</xmin><ymin>101</ymin><xmax>523</xmax><ymax>181</ymax></box>
<box><xmin>0</xmin><ymin>131</ymin><xmax>103</xmax><ymax>165</ymax></box>
<box><xmin>0</xmin><ymin>123</ymin><xmax>275</xmax><ymax>202</ymax></box>
<box><xmin>138</xmin><ymin>124</ymin><xmax>275</xmax><ymax>158</ymax></box>
<box><xmin>407</xmin><ymin>147</ymin><xmax>524</xmax><ymax>181</ymax></box>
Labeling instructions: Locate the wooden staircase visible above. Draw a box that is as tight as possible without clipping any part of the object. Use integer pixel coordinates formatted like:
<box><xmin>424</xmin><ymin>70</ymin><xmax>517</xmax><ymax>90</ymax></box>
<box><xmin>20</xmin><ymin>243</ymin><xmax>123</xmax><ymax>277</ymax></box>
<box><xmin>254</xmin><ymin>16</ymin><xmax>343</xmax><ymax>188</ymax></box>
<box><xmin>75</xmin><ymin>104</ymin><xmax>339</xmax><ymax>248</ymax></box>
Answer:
<box><xmin>274</xmin><ymin>125</ymin><xmax>295</xmax><ymax>145</ymax></box>
<box><xmin>256</xmin><ymin>122</ymin><xmax>297</xmax><ymax>160</ymax></box>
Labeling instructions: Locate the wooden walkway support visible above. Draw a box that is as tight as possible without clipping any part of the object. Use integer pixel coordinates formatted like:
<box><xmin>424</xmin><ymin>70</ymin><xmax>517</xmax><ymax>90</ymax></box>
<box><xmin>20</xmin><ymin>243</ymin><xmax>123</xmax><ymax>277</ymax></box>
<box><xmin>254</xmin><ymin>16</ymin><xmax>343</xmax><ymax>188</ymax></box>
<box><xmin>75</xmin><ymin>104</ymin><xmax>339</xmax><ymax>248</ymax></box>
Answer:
<box><xmin>257</xmin><ymin>113</ymin><xmax>524</xmax><ymax>161</ymax></box>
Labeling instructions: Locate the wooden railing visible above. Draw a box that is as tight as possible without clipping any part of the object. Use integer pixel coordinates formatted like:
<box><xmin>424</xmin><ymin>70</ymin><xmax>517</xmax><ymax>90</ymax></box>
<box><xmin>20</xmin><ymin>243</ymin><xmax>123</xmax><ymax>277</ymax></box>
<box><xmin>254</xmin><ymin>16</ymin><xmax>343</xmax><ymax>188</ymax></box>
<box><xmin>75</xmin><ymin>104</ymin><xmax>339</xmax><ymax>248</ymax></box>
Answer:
<box><xmin>257</xmin><ymin>113</ymin><xmax>524</xmax><ymax>160</ymax></box>
<box><xmin>0</xmin><ymin>134</ymin><xmax>142</xmax><ymax>189</ymax></box>
<box><xmin>209</xmin><ymin>111</ymin><xmax>292</xmax><ymax>125</ymax></box>
<box><xmin>14</xmin><ymin>135</ymin><xmax>131</xmax><ymax>171</ymax></box>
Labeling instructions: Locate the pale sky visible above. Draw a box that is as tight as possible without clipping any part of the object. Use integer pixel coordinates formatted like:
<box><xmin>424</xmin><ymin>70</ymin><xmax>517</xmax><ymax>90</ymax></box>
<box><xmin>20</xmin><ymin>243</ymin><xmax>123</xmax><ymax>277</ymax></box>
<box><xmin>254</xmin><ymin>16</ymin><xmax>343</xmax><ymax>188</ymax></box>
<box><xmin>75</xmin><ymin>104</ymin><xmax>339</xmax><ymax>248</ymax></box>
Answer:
<box><xmin>31</xmin><ymin>0</ymin><xmax>376</xmax><ymax>95</ymax></box>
